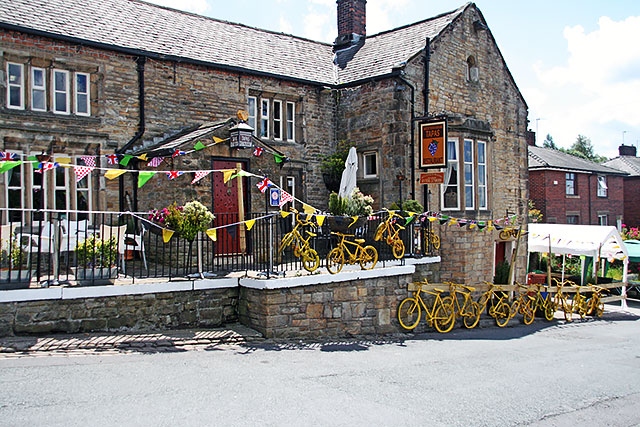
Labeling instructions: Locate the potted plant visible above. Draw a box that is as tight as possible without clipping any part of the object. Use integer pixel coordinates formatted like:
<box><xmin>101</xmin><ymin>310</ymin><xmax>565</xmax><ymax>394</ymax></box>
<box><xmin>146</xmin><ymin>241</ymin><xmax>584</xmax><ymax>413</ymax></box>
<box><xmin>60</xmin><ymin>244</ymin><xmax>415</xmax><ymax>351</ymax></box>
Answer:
<box><xmin>320</xmin><ymin>141</ymin><xmax>350</xmax><ymax>193</ymax></box>
<box><xmin>0</xmin><ymin>239</ymin><xmax>33</xmax><ymax>289</ymax></box>
<box><xmin>73</xmin><ymin>235</ymin><xmax>118</xmax><ymax>285</ymax></box>
<box><xmin>327</xmin><ymin>187</ymin><xmax>374</xmax><ymax>232</ymax></box>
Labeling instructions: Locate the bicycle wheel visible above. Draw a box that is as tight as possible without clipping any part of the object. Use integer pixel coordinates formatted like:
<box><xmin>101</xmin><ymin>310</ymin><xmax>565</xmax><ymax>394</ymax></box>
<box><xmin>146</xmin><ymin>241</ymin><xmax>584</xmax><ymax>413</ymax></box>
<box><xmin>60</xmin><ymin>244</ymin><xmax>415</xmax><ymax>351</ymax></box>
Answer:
<box><xmin>493</xmin><ymin>301</ymin><xmax>511</xmax><ymax>327</ymax></box>
<box><xmin>593</xmin><ymin>298</ymin><xmax>604</xmax><ymax>317</ymax></box>
<box><xmin>463</xmin><ymin>301</ymin><xmax>481</xmax><ymax>329</ymax></box>
<box><xmin>278</xmin><ymin>232</ymin><xmax>294</xmax><ymax>253</ymax></box>
<box><xmin>543</xmin><ymin>296</ymin><xmax>555</xmax><ymax>321</ymax></box>
<box><xmin>391</xmin><ymin>239</ymin><xmax>405</xmax><ymax>259</ymax></box>
<box><xmin>397</xmin><ymin>297</ymin><xmax>421</xmax><ymax>330</ymax></box>
<box><xmin>522</xmin><ymin>300</ymin><xmax>535</xmax><ymax>325</ymax></box>
<box><xmin>359</xmin><ymin>245</ymin><xmax>378</xmax><ymax>270</ymax></box>
<box><xmin>302</xmin><ymin>248</ymin><xmax>320</xmax><ymax>272</ymax></box>
<box><xmin>433</xmin><ymin>300</ymin><xmax>455</xmax><ymax>333</ymax></box>
<box><xmin>430</xmin><ymin>233</ymin><xmax>441</xmax><ymax>250</ymax></box>
<box><xmin>563</xmin><ymin>299</ymin><xmax>573</xmax><ymax>322</ymax></box>
<box><xmin>374</xmin><ymin>222</ymin><xmax>386</xmax><ymax>242</ymax></box>
<box><xmin>499</xmin><ymin>230</ymin><xmax>511</xmax><ymax>240</ymax></box>
<box><xmin>326</xmin><ymin>248</ymin><xmax>344</xmax><ymax>274</ymax></box>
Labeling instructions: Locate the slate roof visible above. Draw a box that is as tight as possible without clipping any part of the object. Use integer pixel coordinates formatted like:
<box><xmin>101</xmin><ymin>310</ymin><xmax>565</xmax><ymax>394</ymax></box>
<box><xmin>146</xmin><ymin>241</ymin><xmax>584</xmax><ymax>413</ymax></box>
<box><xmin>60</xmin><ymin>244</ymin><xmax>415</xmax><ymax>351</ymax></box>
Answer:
<box><xmin>528</xmin><ymin>145</ymin><xmax>628</xmax><ymax>176</ymax></box>
<box><xmin>603</xmin><ymin>155</ymin><xmax>640</xmax><ymax>177</ymax></box>
<box><xmin>0</xmin><ymin>0</ymin><xmax>466</xmax><ymax>86</ymax></box>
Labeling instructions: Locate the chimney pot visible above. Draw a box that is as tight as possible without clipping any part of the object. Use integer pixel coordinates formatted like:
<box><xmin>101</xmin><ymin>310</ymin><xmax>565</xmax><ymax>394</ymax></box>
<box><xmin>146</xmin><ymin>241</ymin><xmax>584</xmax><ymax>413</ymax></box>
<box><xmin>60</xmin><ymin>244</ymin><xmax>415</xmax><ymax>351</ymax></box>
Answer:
<box><xmin>619</xmin><ymin>144</ymin><xmax>637</xmax><ymax>157</ymax></box>
<box><xmin>335</xmin><ymin>0</ymin><xmax>366</xmax><ymax>47</ymax></box>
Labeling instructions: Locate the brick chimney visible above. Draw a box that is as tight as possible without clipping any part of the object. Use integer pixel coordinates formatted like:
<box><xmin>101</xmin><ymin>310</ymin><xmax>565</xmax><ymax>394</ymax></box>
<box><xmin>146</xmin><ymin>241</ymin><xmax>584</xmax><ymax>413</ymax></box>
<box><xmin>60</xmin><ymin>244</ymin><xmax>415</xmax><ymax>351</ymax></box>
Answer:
<box><xmin>335</xmin><ymin>0</ymin><xmax>366</xmax><ymax>49</ymax></box>
<box><xmin>619</xmin><ymin>144</ymin><xmax>637</xmax><ymax>157</ymax></box>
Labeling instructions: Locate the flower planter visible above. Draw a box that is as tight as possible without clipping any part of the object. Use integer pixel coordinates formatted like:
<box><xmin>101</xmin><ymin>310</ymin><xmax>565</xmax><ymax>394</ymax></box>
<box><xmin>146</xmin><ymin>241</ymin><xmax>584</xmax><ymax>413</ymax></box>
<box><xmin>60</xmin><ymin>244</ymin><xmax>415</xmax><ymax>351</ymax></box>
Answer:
<box><xmin>0</xmin><ymin>269</ymin><xmax>33</xmax><ymax>290</ymax></box>
<box><xmin>327</xmin><ymin>216</ymin><xmax>367</xmax><ymax>233</ymax></box>
<box><xmin>72</xmin><ymin>266</ymin><xmax>118</xmax><ymax>286</ymax></box>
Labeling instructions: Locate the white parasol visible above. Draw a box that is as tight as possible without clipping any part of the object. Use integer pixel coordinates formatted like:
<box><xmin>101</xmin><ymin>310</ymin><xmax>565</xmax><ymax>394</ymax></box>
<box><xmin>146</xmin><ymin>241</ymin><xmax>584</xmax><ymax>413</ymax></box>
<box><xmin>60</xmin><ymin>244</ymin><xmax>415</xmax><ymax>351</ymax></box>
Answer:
<box><xmin>338</xmin><ymin>147</ymin><xmax>358</xmax><ymax>198</ymax></box>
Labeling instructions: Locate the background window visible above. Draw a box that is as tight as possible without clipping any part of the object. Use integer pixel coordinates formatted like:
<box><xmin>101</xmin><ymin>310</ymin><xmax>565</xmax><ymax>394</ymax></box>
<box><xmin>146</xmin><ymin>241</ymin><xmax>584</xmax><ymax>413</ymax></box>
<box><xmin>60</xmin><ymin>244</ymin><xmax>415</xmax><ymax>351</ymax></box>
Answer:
<box><xmin>52</xmin><ymin>69</ymin><xmax>70</xmax><ymax>114</ymax></box>
<box><xmin>6</xmin><ymin>151</ymin><xmax>24</xmax><ymax>222</ymax></box>
<box><xmin>286</xmin><ymin>102</ymin><xmax>295</xmax><ymax>141</ymax></box>
<box><xmin>566</xmin><ymin>173</ymin><xmax>576</xmax><ymax>195</ymax></box>
<box><xmin>31</xmin><ymin>67</ymin><xmax>47</xmax><ymax>111</ymax></box>
<box><xmin>566</xmin><ymin>215</ymin><xmax>579</xmax><ymax>224</ymax></box>
<box><xmin>464</xmin><ymin>139</ymin><xmax>474</xmax><ymax>209</ymax></box>
<box><xmin>598</xmin><ymin>214</ymin><xmax>608</xmax><ymax>226</ymax></box>
<box><xmin>247</xmin><ymin>96</ymin><xmax>257</xmax><ymax>135</ymax></box>
<box><xmin>477</xmin><ymin>141</ymin><xmax>487</xmax><ymax>209</ymax></box>
<box><xmin>362</xmin><ymin>151</ymin><xmax>378</xmax><ymax>178</ymax></box>
<box><xmin>273</xmin><ymin>100</ymin><xmax>282</xmax><ymax>140</ymax></box>
<box><xmin>260</xmin><ymin>99</ymin><xmax>269</xmax><ymax>139</ymax></box>
<box><xmin>597</xmin><ymin>176</ymin><xmax>607</xmax><ymax>197</ymax></box>
<box><xmin>75</xmin><ymin>73</ymin><xmax>90</xmax><ymax>116</ymax></box>
<box><xmin>7</xmin><ymin>63</ymin><xmax>24</xmax><ymax>109</ymax></box>
<box><xmin>442</xmin><ymin>139</ymin><xmax>459</xmax><ymax>210</ymax></box>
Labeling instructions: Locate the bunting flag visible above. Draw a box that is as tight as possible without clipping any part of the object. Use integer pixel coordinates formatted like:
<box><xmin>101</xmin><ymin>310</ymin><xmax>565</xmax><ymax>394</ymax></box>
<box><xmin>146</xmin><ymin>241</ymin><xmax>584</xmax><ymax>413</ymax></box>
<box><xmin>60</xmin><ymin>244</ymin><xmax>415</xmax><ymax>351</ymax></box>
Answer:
<box><xmin>193</xmin><ymin>140</ymin><xmax>206</xmax><ymax>151</ymax></box>
<box><xmin>80</xmin><ymin>155</ymin><xmax>95</xmax><ymax>166</ymax></box>
<box><xmin>253</xmin><ymin>146</ymin><xmax>264</xmax><ymax>157</ymax></box>
<box><xmin>106</xmin><ymin>154</ymin><xmax>119</xmax><ymax>165</ymax></box>
<box><xmin>166</xmin><ymin>170</ymin><xmax>184</xmax><ymax>180</ymax></box>
<box><xmin>74</xmin><ymin>165</ymin><xmax>94</xmax><ymax>182</ymax></box>
<box><xmin>104</xmin><ymin>169</ymin><xmax>127</xmax><ymax>180</ymax></box>
<box><xmin>27</xmin><ymin>155</ymin><xmax>39</xmax><ymax>169</ymax></box>
<box><xmin>38</xmin><ymin>161</ymin><xmax>58</xmax><ymax>172</ymax></box>
<box><xmin>120</xmin><ymin>155</ymin><xmax>133</xmax><ymax>167</ymax></box>
<box><xmin>191</xmin><ymin>170</ymin><xmax>210</xmax><ymax>185</ymax></box>
<box><xmin>315</xmin><ymin>215</ymin><xmax>326</xmax><ymax>227</ymax></box>
<box><xmin>0</xmin><ymin>161</ymin><xmax>21</xmax><ymax>174</ymax></box>
<box><xmin>303</xmin><ymin>203</ymin><xmax>315</xmax><ymax>214</ymax></box>
<box><xmin>138</xmin><ymin>153</ymin><xmax>148</xmax><ymax>162</ymax></box>
<box><xmin>55</xmin><ymin>157</ymin><xmax>72</xmax><ymax>165</ymax></box>
<box><xmin>172</xmin><ymin>149</ymin><xmax>186</xmax><ymax>158</ymax></box>
<box><xmin>280</xmin><ymin>211</ymin><xmax>291</xmax><ymax>218</ymax></box>
<box><xmin>212</xmin><ymin>136</ymin><xmax>225</xmax><ymax>144</ymax></box>
<box><xmin>256</xmin><ymin>177</ymin><xmax>272</xmax><ymax>193</ymax></box>
<box><xmin>230</xmin><ymin>169</ymin><xmax>250</xmax><ymax>180</ymax></box>
<box><xmin>147</xmin><ymin>157</ymin><xmax>164</xmax><ymax>168</ymax></box>
<box><xmin>0</xmin><ymin>151</ymin><xmax>18</xmax><ymax>161</ymax></box>
<box><xmin>279</xmin><ymin>190</ymin><xmax>293</xmax><ymax>207</ymax></box>
<box><xmin>138</xmin><ymin>171</ymin><xmax>156</xmax><ymax>188</ymax></box>
<box><xmin>245</xmin><ymin>219</ymin><xmax>256</xmax><ymax>230</ymax></box>
<box><xmin>162</xmin><ymin>228</ymin><xmax>174</xmax><ymax>243</ymax></box>
<box><xmin>205</xmin><ymin>228</ymin><xmax>217</xmax><ymax>241</ymax></box>
<box><xmin>274</xmin><ymin>153</ymin><xmax>286</xmax><ymax>164</ymax></box>
<box><xmin>222</xmin><ymin>169</ymin><xmax>235</xmax><ymax>183</ymax></box>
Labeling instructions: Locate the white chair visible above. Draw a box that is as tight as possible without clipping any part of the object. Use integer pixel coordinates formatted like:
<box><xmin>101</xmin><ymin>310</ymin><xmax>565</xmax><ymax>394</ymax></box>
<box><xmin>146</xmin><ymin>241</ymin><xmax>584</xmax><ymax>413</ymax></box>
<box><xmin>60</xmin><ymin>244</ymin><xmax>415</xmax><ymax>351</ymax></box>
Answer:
<box><xmin>60</xmin><ymin>219</ymin><xmax>90</xmax><ymax>253</ymax></box>
<box><xmin>99</xmin><ymin>224</ymin><xmax>128</xmax><ymax>274</ymax></box>
<box><xmin>21</xmin><ymin>220</ymin><xmax>57</xmax><ymax>255</ymax></box>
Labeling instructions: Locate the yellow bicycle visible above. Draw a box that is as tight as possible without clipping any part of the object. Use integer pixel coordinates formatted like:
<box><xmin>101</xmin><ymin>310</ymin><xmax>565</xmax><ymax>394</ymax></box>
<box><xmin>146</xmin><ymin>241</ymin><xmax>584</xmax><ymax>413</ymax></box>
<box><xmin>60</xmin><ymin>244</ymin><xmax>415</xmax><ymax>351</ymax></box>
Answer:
<box><xmin>326</xmin><ymin>231</ymin><xmax>378</xmax><ymax>274</ymax></box>
<box><xmin>424</xmin><ymin>229</ymin><xmax>441</xmax><ymax>251</ymax></box>
<box><xmin>444</xmin><ymin>282</ymin><xmax>481</xmax><ymax>329</ymax></box>
<box><xmin>397</xmin><ymin>280</ymin><xmax>456</xmax><ymax>333</ymax></box>
<box><xmin>278</xmin><ymin>211</ymin><xmax>320</xmax><ymax>272</ymax></box>
<box><xmin>374</xmin><ymin>209</ymin><xmax>405</xmax><ymax>259</ymax></box>
<box><xmin>510</xmin><ymin>283</ymin><xmax>536</xmax><ymax>325</ymax></box>
<box><xmin>585</xmin><ymin>285</ymin><xmax>606</xmax><ymax>317</ymax></box>
<box><xmin>477</xmin><ymin>282</ymin><xmax>512</xmax><ymax>327</ymax></box>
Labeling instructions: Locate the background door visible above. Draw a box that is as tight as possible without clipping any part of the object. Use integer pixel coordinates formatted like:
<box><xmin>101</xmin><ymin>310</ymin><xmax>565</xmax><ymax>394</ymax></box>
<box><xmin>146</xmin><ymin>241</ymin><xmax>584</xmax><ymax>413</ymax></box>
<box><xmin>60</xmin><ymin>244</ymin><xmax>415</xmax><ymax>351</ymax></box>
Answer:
<box><xmin>212</xmin><ymin>159</ymin><xmax>248</xmax><ymax>255</ymax></box>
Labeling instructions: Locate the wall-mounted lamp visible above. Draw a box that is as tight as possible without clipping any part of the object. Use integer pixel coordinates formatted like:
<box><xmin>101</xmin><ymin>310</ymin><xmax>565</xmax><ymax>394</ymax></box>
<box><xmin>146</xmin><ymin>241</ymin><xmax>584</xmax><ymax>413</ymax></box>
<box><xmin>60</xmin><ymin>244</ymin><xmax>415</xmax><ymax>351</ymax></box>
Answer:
<box><xmin>229</xmin><ymin>110</ymin><xmax>254</xmax><ymax>149</ymax></box>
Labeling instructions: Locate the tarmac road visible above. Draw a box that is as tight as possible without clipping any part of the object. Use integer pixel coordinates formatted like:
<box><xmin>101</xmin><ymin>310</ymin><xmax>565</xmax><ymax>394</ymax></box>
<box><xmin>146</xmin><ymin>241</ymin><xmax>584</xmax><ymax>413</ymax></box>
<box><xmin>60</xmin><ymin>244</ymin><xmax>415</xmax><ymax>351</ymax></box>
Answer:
<box><xmin>1</xmin><ymin>303</ymin><xmax>639</xmax><ymax>427</ymax></box>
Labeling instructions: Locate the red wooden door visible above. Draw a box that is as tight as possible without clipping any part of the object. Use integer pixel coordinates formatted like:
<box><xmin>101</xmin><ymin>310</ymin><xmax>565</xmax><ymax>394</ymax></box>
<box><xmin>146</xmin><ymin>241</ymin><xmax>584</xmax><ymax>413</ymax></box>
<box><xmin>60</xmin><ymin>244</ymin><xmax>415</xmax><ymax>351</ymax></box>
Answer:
<box><xmin>212</xmin><ymin>159</ymin><xmax>247</xmax><ymax>255</ymax></box>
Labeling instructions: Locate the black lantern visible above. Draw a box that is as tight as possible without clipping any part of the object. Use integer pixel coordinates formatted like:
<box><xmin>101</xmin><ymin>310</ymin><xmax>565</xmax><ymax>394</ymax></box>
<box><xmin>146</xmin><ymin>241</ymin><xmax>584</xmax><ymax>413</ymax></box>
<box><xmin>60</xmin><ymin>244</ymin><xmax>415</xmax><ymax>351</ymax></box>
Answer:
<box><xmin>229</xmin><ymin>112</ymin><xmax>254</xmax><ymax>149</ymax></box>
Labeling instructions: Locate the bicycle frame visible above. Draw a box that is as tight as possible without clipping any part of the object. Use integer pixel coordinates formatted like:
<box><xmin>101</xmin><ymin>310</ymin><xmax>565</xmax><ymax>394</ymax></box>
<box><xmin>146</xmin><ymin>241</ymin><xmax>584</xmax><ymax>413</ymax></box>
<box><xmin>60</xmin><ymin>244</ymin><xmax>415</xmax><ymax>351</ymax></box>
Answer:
<box><xmin>326</xmin><ymin>232</ymin><xmax>378</xmax><ymax>274</ymax></box>
<box><xmin>397</xmin><ymin>281</ymin><xmax>455</xmax><ymax>333</ymax></box>
<box><xmin>445</xmin><ymin>282</ymin><xmax>480</xmax><ymax>329</ymax></box>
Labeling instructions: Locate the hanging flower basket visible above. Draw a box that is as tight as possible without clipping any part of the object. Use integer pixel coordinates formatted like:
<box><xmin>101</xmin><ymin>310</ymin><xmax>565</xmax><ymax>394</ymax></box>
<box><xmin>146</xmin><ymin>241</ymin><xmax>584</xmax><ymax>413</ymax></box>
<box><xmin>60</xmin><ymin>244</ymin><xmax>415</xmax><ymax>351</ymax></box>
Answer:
<box><xmin>327</xmin><ymin>216</ymin><xmax>367</xmax><ymax>233</ymax></box>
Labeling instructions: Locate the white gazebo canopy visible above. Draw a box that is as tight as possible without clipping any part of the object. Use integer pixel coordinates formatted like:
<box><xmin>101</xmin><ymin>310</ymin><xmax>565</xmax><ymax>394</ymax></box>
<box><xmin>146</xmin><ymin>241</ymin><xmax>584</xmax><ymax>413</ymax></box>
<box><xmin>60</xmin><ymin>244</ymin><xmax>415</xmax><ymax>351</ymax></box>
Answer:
<box><xmin>528</xmin><ymin>224</ymin><xmax>629</xmax><ymax>303</ymax></box>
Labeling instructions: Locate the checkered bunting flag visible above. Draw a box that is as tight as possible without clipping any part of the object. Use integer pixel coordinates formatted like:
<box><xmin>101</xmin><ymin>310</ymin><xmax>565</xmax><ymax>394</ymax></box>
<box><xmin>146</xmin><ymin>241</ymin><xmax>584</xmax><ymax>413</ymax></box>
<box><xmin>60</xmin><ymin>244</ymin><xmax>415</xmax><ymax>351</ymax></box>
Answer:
<box><xmin>74</xmin><ymin>165</ymin><xmax>94</xmax><ymax>182</ymax></box>
<box><xmin>191</xmin><ymin>170</ymin><xmax>211</xmax><ymax>185</ymax></box>
<box><xmin>279</xmin><ymin>190</ymin><xmax>294</xmax><ymax>207</ymax></box>
<box><xmin>80</xmin><ymin>156</ymin><xmax>96</xmax><ymax>167</ymax></box>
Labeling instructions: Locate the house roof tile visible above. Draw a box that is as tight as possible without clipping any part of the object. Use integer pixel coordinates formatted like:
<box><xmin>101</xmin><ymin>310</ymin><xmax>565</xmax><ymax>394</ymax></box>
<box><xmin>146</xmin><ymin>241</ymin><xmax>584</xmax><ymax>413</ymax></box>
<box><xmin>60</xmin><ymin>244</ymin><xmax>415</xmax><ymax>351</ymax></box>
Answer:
<box><xmin>1</xmin><ymin>0</ymin><xmax>465</xmax><ymax>86</ymax></box>
<box><xmin>603</xmin><ymin>155</ymin><xmax>640</xmax><ymax>177</ymax></box>
<box><xmin>528</xmin><ymin>145</ymin><xmax>628</xmax><ymax>176</ymax></box>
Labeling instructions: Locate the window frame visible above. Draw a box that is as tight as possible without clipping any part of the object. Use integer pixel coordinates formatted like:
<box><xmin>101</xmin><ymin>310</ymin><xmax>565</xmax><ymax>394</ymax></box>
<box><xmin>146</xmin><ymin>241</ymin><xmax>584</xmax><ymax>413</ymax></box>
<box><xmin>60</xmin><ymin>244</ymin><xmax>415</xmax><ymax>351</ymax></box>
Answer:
<box><xmin>286</xmin><ymin>101</ymin><xmax>295</xmax><ymax>142</ymax></box>
<box><xmin>597</xmin><ymin>175</ymin><xmax>608</xmax><ymax>198</ymax></box>
<box><xmin>7</xmin><ymin>62</ymin><xmax>25</xmax><ymax>110</ymax></box>
<box><xmin>74</xmin><ymin>72</ymin><xmax>90</xmax><ymax>116</ymax></box>
<box><xmin>5</xmin><ymin>150</ymin><xmax>25</xmax><ymax>222</ymax></box>
<box><xmin>362</xmin><ymin>151</ymin><xmax>378</xmax><ymax>179</ymax></box>
<box><xmin>273</xmin><ymin>100</ymin><xmax>282</xmax><ymax>140</ymax></box>
<box><xmin>463</xmin><ymin>139</ymin><xmax>475</xmax><ymax>209</ymax></box>
<box><xmin>442</xmin><ymin>138</ymin><xmax>460</xmax><ymax>211</ymax></box>
<box><xmin>52</xmin><ymin>69</ymin><xmax>70</xmax><ymax>115</ymax></box>
<box><xmin>247</xmin><ymin>96</ymin><xmax>257</xmax><ymax>135</ymax></box>
<box><xmin>566</xmin><ymin>214</ymin><xmax>579</xmax><ymax>224</ymax></box>
<box><xmin>598</xmin><ymin>214</ymin><xmax>608</xmax><ymax>226</ymax></box>
<box><xmin>477</xmin><ymin>140</ymin><xmax>487</xmax><ymax>210</ymax></box>
<box><xmin>31</xmin><ymin>67</ymin><xmax>47</xmax><ymax>112</ymax></box>
<box><xmin>260</xmin><ymin>98</ymin><xmax>270</xmax><ymax>139</ymax></box>
<box><xmin>565</xmin><ymin>173</ymin><xmax>576</xmax><ymax>196</ymax></box>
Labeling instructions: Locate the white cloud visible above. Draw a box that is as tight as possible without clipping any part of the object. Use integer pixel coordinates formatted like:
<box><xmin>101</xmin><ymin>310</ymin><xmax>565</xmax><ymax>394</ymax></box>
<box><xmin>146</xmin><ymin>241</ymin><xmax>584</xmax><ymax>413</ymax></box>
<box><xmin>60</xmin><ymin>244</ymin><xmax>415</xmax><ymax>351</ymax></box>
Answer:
<box><xmin>279</xmin><ymin>15</ymin><xmax>293</xmax><ymax>35</ymax></box>
<box><xmin>532</xmin><ymin>15</ymin><xmax>640</xmax><ymax>157</ymax></box>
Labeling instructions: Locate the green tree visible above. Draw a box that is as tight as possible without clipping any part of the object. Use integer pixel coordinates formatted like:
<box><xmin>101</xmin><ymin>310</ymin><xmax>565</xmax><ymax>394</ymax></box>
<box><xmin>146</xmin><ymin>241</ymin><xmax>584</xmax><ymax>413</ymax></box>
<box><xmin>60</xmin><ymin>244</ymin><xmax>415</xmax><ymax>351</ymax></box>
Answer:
<box><xmin>568</xmin><ymin>134</ymin><xmax>595</xmax><ymax>160</ymax></box>
<box><xmin>542</xmin><ymin>133</ymin><xmax>556</xmax><ymax>149</ymax></box>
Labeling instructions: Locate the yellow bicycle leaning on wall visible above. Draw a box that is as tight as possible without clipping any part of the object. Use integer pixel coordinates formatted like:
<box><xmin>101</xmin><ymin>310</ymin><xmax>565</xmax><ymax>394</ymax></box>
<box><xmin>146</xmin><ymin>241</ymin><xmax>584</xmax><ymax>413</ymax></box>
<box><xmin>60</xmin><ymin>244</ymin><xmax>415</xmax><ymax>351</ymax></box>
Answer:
<box><xmin>278</xmin><ymin>211</ymin><xmax>320</xmax><ymax>272</ymax></box>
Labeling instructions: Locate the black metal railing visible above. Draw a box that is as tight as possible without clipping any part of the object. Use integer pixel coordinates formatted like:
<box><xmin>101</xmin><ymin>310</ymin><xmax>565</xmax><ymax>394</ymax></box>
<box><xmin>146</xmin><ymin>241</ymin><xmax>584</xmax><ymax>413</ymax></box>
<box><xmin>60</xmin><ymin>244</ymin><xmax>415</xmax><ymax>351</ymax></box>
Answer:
<box><xmin>0</xmin><ymin>208</ymin><xmax>438</xmax><ymax>288</ymax></box>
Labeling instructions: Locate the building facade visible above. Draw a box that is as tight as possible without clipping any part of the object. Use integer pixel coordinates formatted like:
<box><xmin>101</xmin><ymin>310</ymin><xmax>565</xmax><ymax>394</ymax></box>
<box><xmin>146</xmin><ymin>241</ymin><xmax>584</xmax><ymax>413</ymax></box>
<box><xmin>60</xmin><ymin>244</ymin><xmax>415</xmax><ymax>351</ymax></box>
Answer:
<box><xmin>1</xmin><ymin>0</ymin><xmax>530</xmax><ymax>284</ymax></box>
<box><xmin>603</xmin><ymin>145</ymin><xmax>640</xmax><ymax>227</ymax></box>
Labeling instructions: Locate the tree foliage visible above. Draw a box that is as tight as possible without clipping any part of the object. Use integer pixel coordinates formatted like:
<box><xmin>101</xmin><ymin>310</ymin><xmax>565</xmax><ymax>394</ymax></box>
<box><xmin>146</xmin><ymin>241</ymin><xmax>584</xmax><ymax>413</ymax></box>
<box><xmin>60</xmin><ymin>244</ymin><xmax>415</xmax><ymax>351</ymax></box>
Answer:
<box><xmin>541</xmin><ymin>133</ymin><xmax>608</xmax><ymax>163</ymax></box>
<box><xmin>542</xmin><ymin>134</ymin><xmax>556</xmax><ymax>149</ymax></box>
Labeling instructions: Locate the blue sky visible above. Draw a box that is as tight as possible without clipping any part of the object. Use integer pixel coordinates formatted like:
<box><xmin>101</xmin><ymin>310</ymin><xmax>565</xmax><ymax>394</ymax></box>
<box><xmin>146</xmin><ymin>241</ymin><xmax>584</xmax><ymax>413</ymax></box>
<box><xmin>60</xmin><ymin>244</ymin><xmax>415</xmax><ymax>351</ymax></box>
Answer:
<box><xmin>147</xmin><ymin>0</ymin><xmax>640</xmax><ymax>159</ymax></box>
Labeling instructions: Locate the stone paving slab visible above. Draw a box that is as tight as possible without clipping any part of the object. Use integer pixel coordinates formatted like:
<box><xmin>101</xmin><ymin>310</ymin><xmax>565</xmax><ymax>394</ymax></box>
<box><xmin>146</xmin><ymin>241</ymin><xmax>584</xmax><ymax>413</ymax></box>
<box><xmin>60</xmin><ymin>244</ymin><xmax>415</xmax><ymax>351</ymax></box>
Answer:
<box><xmin>0</xmin><ymin>323</ymin><xmax>263</xmax><ymax>358</ymax></box>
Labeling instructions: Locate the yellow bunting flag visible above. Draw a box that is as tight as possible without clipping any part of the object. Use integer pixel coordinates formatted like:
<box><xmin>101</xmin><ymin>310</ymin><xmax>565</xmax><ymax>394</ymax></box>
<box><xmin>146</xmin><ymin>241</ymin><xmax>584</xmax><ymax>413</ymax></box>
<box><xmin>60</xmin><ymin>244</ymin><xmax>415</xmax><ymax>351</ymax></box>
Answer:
<box><xmin>162</xmin><ymin>228</ymin><xmax>174</xmax><ymax>243</ymax></box>
<box><xmin>223</xmin><ymin>169</ymin><xmax>235</xmax><ymax>183</ymax></box>
<box><xmin>303</xmin><ymin>204</ymin><xmax>315</xmax><ymax>214</ymax></box>
<box><xmin>428</xmin><ymin>216</ymin><xmax>437</xmax><ymax>222</ymax></box>
<box><xmin>55</xmin><ymin>157</ymin><xmax>72</xmax><ymax>164</ymax></box>
<box><xmin>245</xmin><ymin>219</ymin><xmax>256</xmax><ymax>230</ymax></box>
<box><xmin>104</xmin><ymin>169</ymin><xmax>127</xmax><ymax>180</ymax></box>
<box><xmin>206</xmin><ymin>228</ymin><xmax>217</xmax><ymax>241</ymax></box>
<box><xmin>138</xmin><ymin>153</ymin><xmax>148</xmax><ymax>161</ymax></box>
<box><xmin>316</xmin><ymin>215</ymin><xmax>326</xmax><ymax>226</ymax></box>
<box><xmin>280</xmin><ymin>211</ymin><xmax>291</xmax><ymax>218</ymax></box>
<box><xmin>212</xmin><ymin>136</ymin><xmax>225</xmax><ymax>144</ymax></box>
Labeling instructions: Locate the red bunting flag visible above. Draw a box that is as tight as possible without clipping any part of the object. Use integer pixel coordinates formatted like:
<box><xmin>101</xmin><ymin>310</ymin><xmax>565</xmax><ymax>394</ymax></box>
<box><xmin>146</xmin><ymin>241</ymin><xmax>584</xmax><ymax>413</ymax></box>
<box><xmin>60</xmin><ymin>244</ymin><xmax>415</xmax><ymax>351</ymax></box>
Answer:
<box><xmin>256</xmin><ymin>177</ymin><xmax>272</xmax><ymax>193</ymax></box>
<box><xmin>105</xmin><ymin>154</ymin><xmax>119</xmax><ymax>165</ymax></box>
<box><xmin>80</xmin><ymin>155</ymin><xmax>96</xmax><ymax>167</ymax></box>
<box><xmin>166</xmin><ymin>170</ymin><xmax>184</xmax><ymax>180</ymax></box>
<box><xmin>74</xmin><ymin>165</ymin><xmax>94</xmax><ymax>182</ymax></box>
<box><xmin>191</xmin><ymin>170</ymin><xmax>210</xmax><ymax>184</ymax></box>
<box><xmin>279</xmin><ymin>190</ymin><xmax>294</xmax><ymax>207</ymax></box>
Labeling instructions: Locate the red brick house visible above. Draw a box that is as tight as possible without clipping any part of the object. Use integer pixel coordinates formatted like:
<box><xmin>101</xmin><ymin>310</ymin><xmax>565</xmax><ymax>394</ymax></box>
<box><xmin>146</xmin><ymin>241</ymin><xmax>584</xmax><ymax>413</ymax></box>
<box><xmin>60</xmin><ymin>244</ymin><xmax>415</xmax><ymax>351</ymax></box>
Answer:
<box><xmin>1</xmin><ymin>0</ymin><xmax>530</xmax><ymax>284</ymax></box>
<box><xmin>529</xmin><ymin>145</ymin><xmax>628</xmax><ymax>226</ymax></box>
<box><xmin>603</xmin><ymin>145</ymin><xmax>640</xmax><ymax>228</ymax></box>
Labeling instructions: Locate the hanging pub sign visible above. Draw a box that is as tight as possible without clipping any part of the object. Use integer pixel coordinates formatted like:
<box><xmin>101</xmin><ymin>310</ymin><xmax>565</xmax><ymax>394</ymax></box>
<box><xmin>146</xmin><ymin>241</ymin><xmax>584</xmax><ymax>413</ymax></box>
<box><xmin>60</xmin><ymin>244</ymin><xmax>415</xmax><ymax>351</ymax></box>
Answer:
<box><xmin>419</xmin><ymin>119</ymin><xmax>447</xmax><ymax>168</ymax></box>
